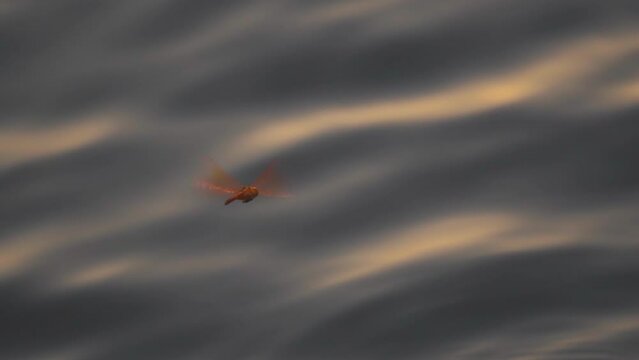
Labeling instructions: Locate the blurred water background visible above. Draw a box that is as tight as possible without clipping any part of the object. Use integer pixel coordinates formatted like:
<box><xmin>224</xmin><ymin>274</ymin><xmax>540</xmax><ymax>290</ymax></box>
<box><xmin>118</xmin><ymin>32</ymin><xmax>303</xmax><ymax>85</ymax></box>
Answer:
<box><xmin>2</xmin><ymin>0</ymin><xmax>639</xmax><ymax>359</ymax></box>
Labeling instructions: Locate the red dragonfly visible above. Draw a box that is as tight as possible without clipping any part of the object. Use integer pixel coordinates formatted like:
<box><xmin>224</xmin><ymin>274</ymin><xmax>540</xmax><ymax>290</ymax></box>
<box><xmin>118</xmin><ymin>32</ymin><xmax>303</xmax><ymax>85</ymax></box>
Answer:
<box><xmin>196</xmin><ymin>159</ymin><xmax>290</xmax><ymax>205</ymax></box>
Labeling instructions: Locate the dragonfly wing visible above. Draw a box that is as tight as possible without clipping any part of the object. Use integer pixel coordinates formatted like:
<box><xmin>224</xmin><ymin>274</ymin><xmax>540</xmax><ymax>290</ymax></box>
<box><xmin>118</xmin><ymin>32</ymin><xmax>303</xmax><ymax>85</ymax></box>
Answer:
<box><xmin>251</xmin><ymin>161</ymin><xmax>291</xmax><ymax>198</ymax></box>
<box><xmin>197</xmin><ymin>158</ymin><xmax>243</xmax><ymax>196</ymax></box>
<box><xmin>207</xmin><ymin>158</ymin><xmax>243</xmax><ymax>190</ymax></box>
<box><xmin>196</xmin><ymin>180</ymin><xmax>238</xmax><ymax>195</ymax></box>
<box><xmin>260</xmin><ymin>190</ymin><xmax>292</xmax><ymax>198</ymax></box>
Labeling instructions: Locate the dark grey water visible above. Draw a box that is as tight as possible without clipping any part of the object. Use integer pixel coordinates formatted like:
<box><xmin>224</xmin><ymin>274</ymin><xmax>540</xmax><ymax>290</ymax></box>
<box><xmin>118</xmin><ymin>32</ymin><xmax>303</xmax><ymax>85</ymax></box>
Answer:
<box><xmin>2</xmin><ymin>0</ymin><xmax>639</xmax><ymax>359</ymax></box>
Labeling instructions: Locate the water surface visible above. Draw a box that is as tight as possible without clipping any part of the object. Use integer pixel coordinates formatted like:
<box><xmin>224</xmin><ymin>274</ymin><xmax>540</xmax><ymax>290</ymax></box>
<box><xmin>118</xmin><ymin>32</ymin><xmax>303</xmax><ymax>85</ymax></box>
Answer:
<box><xmin>2</xmin><ymin>0</ymin><xmax>639</xmax><ymax>359</ymax></box>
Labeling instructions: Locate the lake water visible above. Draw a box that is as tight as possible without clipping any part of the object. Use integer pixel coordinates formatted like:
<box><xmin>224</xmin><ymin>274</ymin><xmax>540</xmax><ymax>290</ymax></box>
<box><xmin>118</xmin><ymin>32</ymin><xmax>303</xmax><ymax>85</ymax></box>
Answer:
<box><xmin>2</xmin><ymin>0</ymin><xmax>639</xmax><ymax>359</ymax></box>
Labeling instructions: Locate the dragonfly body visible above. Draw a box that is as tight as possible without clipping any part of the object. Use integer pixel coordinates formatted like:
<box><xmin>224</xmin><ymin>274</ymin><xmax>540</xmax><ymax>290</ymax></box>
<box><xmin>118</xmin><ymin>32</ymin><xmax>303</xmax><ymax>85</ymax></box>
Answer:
<box><xmin>224</xmin><ymin>186</ymin><xmax>259</xmax><ymax>205</ymax></box>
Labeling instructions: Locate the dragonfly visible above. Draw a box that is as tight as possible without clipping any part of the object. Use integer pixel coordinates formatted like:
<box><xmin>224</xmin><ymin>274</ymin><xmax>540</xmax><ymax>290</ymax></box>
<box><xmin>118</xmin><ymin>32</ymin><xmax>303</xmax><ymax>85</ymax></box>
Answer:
<box><xmin>196</xmin><ymin>158</ymin><xmax>290</xmax><ymax>205</ymax></box>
